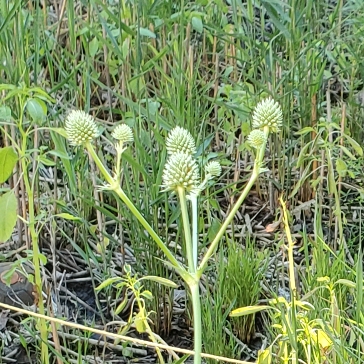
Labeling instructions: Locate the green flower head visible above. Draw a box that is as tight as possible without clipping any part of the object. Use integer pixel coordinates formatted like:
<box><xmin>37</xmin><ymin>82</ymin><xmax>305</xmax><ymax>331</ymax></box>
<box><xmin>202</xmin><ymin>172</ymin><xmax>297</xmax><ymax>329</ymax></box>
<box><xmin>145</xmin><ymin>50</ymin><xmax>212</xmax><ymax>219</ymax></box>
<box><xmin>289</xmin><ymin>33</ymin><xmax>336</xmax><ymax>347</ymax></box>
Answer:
<box><xmin>247</xmin><ymin>129</ymin><xmax>267</xmax><ymax>149</ymax></box>
<box><xmin>65</xmin><ymin>110</ymin><xmax>99</xmax><ymax>146</ymax></box>
<box><xmin>112</xmin><ymin>124</ymin><xmax>133</xmax><ymax>144</ymax></box>
<box><xmin>162</xmin><ymin>152</ymin><xmax>200</xmax><ymax>193</ymax></box>
<box><xmin>252</xmin><ymin>97</ymin><xmax>283</xmax><ymax>134</ymax></box>
<box><xmin>166</xmin><ymin>126</ymin><xmax>196</xmax><ymax>156</ymax></box>
<box><xmin>204</xmin><ymin>161</ymin><xmax>222</xmax><ymax>179</ymax></box>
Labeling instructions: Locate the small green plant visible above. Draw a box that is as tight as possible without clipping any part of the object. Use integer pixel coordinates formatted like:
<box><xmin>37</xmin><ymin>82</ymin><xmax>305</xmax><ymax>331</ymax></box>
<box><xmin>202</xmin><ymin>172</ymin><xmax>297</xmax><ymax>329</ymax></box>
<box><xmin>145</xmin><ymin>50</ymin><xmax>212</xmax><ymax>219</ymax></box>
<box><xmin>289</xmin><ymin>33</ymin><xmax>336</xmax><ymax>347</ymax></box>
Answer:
<box><xmin>230</xmin><ymin>197</ymin><xmax>337</xmax><ymax>364</ymax></box>
<box><xmin>62</xmin><ymin>97</ymin><xmax>283</xmax><ymax>363</ymax></box>
<box><xmin>202</xmin><ymin>249</ymin><xmax>238</xmax><ymax>363</ymax></box>
<box><xmin>97</xmin><ymin>263</ymin><xmax>178</xmax><ymax>363</ymax></box>
<box><xmin>0</xmin><ymin>84</ymin><xmax>55</xmax><ymax>364</ymax></box>
<box><xmin>221</xmin><ymin>237</ymin><xmax>268</xmax><ymax>344</ymax></box>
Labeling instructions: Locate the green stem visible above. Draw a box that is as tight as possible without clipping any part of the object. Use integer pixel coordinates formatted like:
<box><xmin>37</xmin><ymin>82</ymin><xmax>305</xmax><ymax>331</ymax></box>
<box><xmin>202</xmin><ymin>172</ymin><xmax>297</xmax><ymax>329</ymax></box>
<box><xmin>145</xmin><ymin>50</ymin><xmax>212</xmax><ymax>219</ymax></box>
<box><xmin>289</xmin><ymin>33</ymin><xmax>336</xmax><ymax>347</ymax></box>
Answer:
<box><xmin>190</xmin><ymin>282</ymin><xmax>202</xmax><ymax>364</ymax></box>
<box><xmin>280</xmin><ymin>197</ymin><xmax>297</xmax><ymax>296</ymax></box>
<box><xmin>20</xmin><ymin>135</ymin><xmax>49</xmax><ymax>363</ymax></box>
<box><xmin>85</xmin><ymin>143</ymin><xmax>183</xmax><ymax>272</ymax></box>
<box><xmin>197</xmin><ymin>128</ymin><xmax>269</xmax><ymax>278</ymax></box>
<box><xmin>190</xmin><ymin>195</ymin><xmax>198</xmax><ymax>269</ymax></box>
<box><xmin>17</xmin><ymin>99</ymin><xmax>49</xmax><ymax>362</ymax></box>
<box><xmin>135</xmin><ymin>297</ymin><xmax>165</xmax><ymax>364</ymax></box>
<box><xmin>177</xmin><ymin>187</ymin><xmax>195</xmax><ymax>273</ymax></box>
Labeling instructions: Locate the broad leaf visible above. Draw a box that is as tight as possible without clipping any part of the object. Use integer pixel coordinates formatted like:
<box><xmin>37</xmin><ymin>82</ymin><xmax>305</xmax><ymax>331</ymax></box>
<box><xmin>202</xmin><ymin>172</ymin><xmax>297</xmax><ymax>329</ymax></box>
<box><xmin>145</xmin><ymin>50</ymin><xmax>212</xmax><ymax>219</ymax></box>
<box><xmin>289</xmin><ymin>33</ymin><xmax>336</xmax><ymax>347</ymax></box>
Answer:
<box><xmin>0</xmin><ymin>147</ymin><xmax>18</xmax><ymax>183</ymax></box>
<box><xmin>0</xmin><ymin>190</ymin><xmax>17</xmax><ymax>242</ymax></box>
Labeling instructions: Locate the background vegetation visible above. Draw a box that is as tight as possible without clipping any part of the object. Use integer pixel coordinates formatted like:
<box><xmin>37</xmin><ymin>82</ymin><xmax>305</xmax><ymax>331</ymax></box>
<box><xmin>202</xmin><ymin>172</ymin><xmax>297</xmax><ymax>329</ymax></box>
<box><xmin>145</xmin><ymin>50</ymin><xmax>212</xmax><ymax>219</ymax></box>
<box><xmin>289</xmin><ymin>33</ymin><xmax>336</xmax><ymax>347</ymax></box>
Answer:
<box><xmin>0</xmin><ymin>0</ymin><xmax>364</xmax><ymax>363</ymax></box>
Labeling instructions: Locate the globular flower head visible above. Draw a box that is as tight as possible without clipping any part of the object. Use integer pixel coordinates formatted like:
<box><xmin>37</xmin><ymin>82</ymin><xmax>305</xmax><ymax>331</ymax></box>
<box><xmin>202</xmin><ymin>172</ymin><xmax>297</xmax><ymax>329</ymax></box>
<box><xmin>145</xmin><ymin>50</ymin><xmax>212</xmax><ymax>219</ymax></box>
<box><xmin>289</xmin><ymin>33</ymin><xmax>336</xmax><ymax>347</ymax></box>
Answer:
<box><xmin>162</xmin><ymin>153</ymin><xmax>200</xmax><ymax>193</ymax></box>
<box><xmin>252</xmin><ymin>97</ymin><xmax>283</xmax><ymax>133</ymax></box>
<box><xmin>166</xmin><ymin>126</ymin><xmax>196</xmax><ymax>156</ymax></box>
<box><xmin>65</xmin><ymin>110</ymin><xmax>99</xmax><ymax>146</ymax></box>
<box><xmin>247</xmin><ymin>129</ymin><xmax>267</xmax><ymax>149</ymax></box>
<box><xmin>204</xmin><ymin>161</ymin><xmax>222</xmax><ymax>179</ymax></box>
<box><xmin>112</xmin><ymin>124</ymin><xmax>133</xmax><ymax>144</ymax></box>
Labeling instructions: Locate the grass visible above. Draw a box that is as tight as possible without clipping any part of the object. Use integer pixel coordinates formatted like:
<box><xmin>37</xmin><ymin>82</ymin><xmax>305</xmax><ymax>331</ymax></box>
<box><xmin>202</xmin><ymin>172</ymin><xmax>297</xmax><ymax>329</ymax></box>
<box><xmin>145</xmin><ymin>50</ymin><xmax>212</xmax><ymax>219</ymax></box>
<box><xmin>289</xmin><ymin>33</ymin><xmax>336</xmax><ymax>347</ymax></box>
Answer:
<box><xmin>0</xmin><ymin>0</ymin><xmax>364</xmax><ymax>363</ymax></box>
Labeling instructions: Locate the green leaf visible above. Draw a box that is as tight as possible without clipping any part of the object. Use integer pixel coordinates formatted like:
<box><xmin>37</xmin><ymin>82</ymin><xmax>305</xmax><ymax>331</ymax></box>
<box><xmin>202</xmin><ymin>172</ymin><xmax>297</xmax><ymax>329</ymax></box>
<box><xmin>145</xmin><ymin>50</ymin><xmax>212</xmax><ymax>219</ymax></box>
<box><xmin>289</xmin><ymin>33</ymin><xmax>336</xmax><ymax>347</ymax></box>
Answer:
<box><xmin>208</xmin><ymin>218</ymin><xmax>222</xmax><ymax>242</ymax></box>
<box><xmin>335</xmin><ymin>279</ymin><xmax>356</xmax><ymax>289</ymax></box>
<box><xmin>139</xmin><ymin>27</ymin><xmax>156</xmax><ymax>38</ymax></box>
<box><xmin>0</xmin><ymin>106</ymin><xmax>12</xmax><ymax>120</ymax></box>
<box><xmin>134</xmin><ymin>310</ymin><xmax>147</xmax><ymax>333</ymax></box>
<box><xmin>295</xmin><ymin>300</ymin><xmax>315</xmax><ymax>310</ymax></box>
<box><xmin>230</xmin><ymin>305</ymin><xmax>272</xmax><ymax>317</ymax></box>
<box><xmin>339</xmin><ymin>145</ymin><xmax>356</xmax><ymax>160</ymax></box>
<box><xmin>257</xmin><ymin>348</ymin><xmax>272</xmax><ymax>364</ymax></box>
<box><xmin>0</xmin><ymin>147</ymin><xmax>18</xmax><ymax>183</ymax></box>
<box><xmin>294</xmin><ymin>126</ymin><xmax>315</xmax><ymax>136</ymax></box>
<box><xmin>115</xmin><ymin>295</ymin><xmax>129</xmax><ymax>315</ymax></box>
<box><xmin>49</xmin><ymin>127</ymin><xmax>68</xmax><ymax>138</ymax></box>
<box><xmin>139</xmin><ymin>276</ymin><xmax>178</xmax><ymax>288</ymax></box>
<box><xmin>47</xmin><ymin>150</ymin><xmax>71</xmax><ymax>159</ymax></box>
<box><xmin>89</xmin><ymin>37</ymin><xmax>99</xmax><ymax>58</ymax></box>
<box><xmin>26</xmin><ymin>98</ymin><xmax>47</xmax><ymax>124</ymax></box>
<box><xmin>140</xmin><ymin>290</ymin><xmax>153</xmax><ymax>301</ymax></box>
<box><xmin>335</xmin><ymin>158</ymin><xmax>347</xmax><ymax>177</ymax></box>
<box><xmin>38</xmin><ymin>252</ymin><xmax>48</xmax><ymax>265</ymax></box>
<box><xmin>38</xmin><ymin>155</ymin><xmax>56</xmax><ymax>166</ymax></box>
<box><xmin>0</xmin><ymin>190</ymin><xmax>17</xmax><ymax>242</ymax></box>
<box><xmin>191</xmin><ymin>16</ymin><xmax>203</xmax><ymax>33</ymax></box>
<box><xmin>344</xmin><ymin>135</ymin><xmax>363</xmax><ymax>156</ymax></box>
<box><xmin>96</xmin><ymin>277</ymin><xmax>122</xmax><ymax>291</ymax></box>
<box><xmin>55</xmin><ymin>213</ymin><xmax>82</xmax><ymax>221</ymax></box>
<box><xmin>172</xmin><ymin>355</ymin><xmax>190</xmax><ymax>364</ymax></box>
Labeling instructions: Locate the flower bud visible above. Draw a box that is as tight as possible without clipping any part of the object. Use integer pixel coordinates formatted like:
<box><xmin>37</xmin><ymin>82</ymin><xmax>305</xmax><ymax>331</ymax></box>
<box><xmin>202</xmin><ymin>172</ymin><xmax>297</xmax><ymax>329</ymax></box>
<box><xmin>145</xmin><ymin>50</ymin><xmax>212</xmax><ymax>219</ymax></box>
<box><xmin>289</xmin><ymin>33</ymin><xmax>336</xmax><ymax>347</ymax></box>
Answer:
<box><xmin>205</xmin><ymin>161</ymin><xmax>222</xmax><ymax>179</ymax></box>
<box><xmin>252</xmin><ymin>98</ymin><xmax>283</xmax><ymax>133</ymax></box>
<box><xmin>247</xmin><ymin>129</ymin><xmax>267</xmax><ymax>149</ymax></box>
<box><xmin>112</xmin><ymin>124</ymin><xmax>133</xmax><ymax>144</ymax></box>
<box><xmin>162</xmin><ymin>153</ymin><xmax>200</xmax><ymax>193</ymax></box>
<box><xmin>65</xmin><ymin>110</ymin><xmax>99</xmax><ymax>146</ymax></box>
<box><xmin>166</xmin><ymin>126</ymin><xmax>196</xmax><ymax>156</ymax></box>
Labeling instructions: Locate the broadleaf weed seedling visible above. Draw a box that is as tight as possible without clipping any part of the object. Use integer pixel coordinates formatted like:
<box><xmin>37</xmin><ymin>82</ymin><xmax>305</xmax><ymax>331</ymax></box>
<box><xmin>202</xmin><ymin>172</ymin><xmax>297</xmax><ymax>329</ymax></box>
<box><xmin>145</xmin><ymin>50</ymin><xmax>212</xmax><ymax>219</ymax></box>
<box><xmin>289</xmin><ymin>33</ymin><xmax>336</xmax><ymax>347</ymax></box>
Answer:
<box><xmin>96</xmin><ymin>263</ymin><xmax>178</xmax><ymax>363</ymax></box>
<box><xmin>63</xmin><ymin>97</ymin><xmax>283</xmax><ymax>363</ymax></box>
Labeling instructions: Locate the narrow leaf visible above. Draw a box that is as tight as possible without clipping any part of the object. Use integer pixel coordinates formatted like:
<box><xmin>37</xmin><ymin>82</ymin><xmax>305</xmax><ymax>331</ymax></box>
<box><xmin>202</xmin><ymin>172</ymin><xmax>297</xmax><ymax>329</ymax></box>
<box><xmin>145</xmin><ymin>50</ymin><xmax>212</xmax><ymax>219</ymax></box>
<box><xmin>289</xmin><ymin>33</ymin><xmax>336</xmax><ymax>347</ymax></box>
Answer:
<box><xmin>95</xmin><ymin>277</ymin><xmax>122</xmax><ymax>291</ymax></box>
<box><xmin>55</xmin><ymin>213</ymin><xmax>82</xmax><ymax>221</ymax></box>
<box><xmin>139</xmin><ymin>276</ymin><xmax>178</xmax><ymax>288</ymax></box>
<box><xmin>230</xmin><ymin>305</ymin><xmax>272</xmax><ymax>317</ymax></box>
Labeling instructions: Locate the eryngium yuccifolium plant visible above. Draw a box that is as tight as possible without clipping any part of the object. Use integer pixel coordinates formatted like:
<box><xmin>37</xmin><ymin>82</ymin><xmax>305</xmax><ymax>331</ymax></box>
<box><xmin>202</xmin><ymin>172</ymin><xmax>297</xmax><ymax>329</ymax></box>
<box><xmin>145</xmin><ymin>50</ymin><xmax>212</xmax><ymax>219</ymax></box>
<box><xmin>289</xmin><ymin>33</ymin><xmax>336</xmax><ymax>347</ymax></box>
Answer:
<box><xmin>162</xmin><ymin>152</ymin><xmax>200</xmax><ymax>193</ymax></box>
<box><xmin>204</xmin><ymin>161</ymin><xmax>222</xmax><ymax>179</ymax></box>
<box><xmin>252</xmin><ymin>97</ymin><xmax>283</xmax><ymax>133</ymax></box>
<box><xmin>166</xmin><ymin>126</ymin><xmax>196</xmax><ymax>156</ymax></box>
<box><xmin>112</xmin><ymin>124</ymin><xmax>134</xmax><ymax>143</ymax></box>
<box><xmin>65</xmin><ymin>110</ymin><xmax>99</xmax><ymax>146</ymax></box>
<box><xmin>247</xmin><ymin>129</ymin><xmax>267</xmax><ymax>149</ymax></box>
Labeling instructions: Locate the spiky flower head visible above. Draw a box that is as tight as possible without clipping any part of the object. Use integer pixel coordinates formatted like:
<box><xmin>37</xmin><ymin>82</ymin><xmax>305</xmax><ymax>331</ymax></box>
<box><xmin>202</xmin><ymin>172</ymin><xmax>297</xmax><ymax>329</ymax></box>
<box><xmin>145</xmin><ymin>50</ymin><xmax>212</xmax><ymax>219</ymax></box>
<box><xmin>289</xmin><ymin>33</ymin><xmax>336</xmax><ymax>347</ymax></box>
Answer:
<box><xmin>162</xmin><ymin>153</ymin><xmax>200</xmax><ymax>193</ymax></box>
<box><xmin>252</xmin><ymin>97</ymin><xmax>283</xmax><ymax>133</ymax></box>
<box><xmin>247</xmin><ymin>129</ymin><xmax>267</xmax><ymax>149</ymax></box>
<box><xmin>166</xmin><ymin>126</ymin><xmax>196</xmax><ymax>156</ymax></box>
<box><xmin>112</xmin><ymin>124</ymin><xmax>133</xmax><ymax>144</ymax></box>
<box><xmin>65</xmin><ymin>110</ymin><xmax>99</xmax><ymax>146</ymax></box>
<box><xmin>204</xmin><ymin>161</ymin><xmax>222</xmax><ymax>179</ymax></box>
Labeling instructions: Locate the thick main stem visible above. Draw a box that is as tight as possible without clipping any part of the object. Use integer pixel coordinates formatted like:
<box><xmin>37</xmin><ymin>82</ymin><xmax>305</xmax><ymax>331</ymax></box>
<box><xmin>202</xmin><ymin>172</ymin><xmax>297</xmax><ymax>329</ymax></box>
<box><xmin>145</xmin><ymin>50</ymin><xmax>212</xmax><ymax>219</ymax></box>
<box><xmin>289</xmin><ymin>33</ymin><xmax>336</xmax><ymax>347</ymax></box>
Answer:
<box><xmin>190</xmin><ymin>282</ymin><xmax>202</xmax><ymax>364</ymax></box>
<box><xmin>178</xmin><ymin>187</ymin><xmax>195</xmax><ymax>273</ymax></box>
<box><xmin>190</xmin><ymin>195</ymin><xmax>198</xmax><ymax>269</ymax></box>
